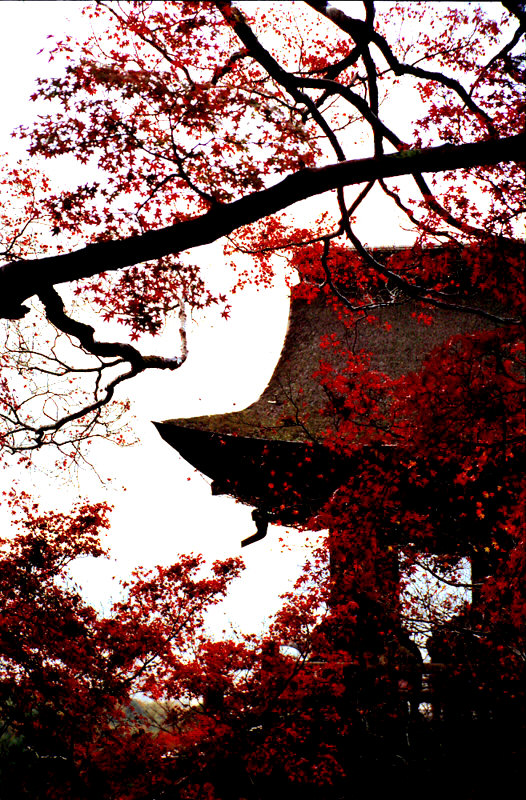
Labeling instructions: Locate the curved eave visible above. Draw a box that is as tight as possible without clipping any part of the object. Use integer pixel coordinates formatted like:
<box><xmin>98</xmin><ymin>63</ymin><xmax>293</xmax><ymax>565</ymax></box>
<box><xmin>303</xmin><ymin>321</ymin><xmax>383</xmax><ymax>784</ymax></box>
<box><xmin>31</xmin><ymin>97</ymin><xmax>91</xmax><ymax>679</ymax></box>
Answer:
<box><xmin>154</xmin><ymin>421</ymin><xmax>350</xmax><ymax>523</ymax></box>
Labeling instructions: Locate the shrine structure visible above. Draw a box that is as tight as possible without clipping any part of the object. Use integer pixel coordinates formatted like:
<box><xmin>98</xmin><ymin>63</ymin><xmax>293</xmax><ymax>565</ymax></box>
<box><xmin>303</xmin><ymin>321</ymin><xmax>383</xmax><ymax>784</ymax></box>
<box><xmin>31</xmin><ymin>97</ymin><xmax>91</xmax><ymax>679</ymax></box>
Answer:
<box><xmin>155</xmin><ymin>248</ymin><xmax>496</xmax><ymax>547</ymax></box>
<box><xmin>155</xmin><ymin>246</ymin><xmax>522</xmax><ymax>729</ymax></box>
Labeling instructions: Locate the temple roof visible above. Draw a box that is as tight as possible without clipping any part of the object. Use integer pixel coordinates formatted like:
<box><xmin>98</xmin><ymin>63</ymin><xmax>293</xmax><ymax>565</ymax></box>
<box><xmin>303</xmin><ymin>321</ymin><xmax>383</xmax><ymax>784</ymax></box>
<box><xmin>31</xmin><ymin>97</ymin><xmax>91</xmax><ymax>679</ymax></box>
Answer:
<box><xmin>157</xmin><ymin>287</ymin><xmax>494</xmax><ymax>446</ymax></box>
<box><xmin>154</xmin><ymin>251</ymin><xmax>506</xmax><ymax>535</ymax></box>
<box><xmin>154</xmin><ymin>245</ymin><xmax>520</xmax><ymax>543</ymax></box>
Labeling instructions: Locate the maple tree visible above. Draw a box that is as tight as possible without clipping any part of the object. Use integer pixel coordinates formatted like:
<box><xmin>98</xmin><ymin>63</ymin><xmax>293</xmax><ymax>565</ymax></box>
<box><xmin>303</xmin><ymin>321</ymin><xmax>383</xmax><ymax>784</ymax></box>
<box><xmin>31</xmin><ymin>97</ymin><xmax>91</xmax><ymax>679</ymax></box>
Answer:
<box><xmin>0</xmin><ymin>1</ymin><xmax>525</xmax><ymax>797</ymax></box>
<box><xmin>0</xmin><ymin>494</ymin><xmax>247</xmax><ymax>797</ymax></box>
<box><xmin>0</xmin><ymin>0</ymin><xmax>523</xmax><ymax>455</ymax></box>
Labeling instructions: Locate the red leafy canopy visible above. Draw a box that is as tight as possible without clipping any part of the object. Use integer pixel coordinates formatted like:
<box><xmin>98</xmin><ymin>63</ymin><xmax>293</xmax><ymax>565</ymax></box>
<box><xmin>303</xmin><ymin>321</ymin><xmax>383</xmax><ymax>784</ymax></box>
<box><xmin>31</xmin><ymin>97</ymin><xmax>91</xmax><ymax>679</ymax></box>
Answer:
<box><xmin>0</xmin><ymin>496</ymin><xmax>246</xmax><ymax>797</ymax></box>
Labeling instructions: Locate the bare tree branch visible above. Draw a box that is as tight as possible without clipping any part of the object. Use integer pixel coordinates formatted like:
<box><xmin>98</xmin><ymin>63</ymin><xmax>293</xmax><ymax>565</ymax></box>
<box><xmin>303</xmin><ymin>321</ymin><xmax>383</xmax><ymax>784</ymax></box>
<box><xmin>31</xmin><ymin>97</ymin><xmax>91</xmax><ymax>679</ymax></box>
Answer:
<box><xmin>335</xmin><ymin>190</ymin><xmax>521</xmax><ymax>325</ymax></box>
<box><xmin>0</xmin><ymin>287</ymin><xmax>188</xmax><ymax>452</ymax></box>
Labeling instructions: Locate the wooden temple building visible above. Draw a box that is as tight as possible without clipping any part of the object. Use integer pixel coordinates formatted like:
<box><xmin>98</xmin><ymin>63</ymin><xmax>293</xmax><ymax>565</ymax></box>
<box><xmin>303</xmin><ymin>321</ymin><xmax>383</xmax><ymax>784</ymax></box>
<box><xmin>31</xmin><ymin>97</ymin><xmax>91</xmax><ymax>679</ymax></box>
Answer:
<box><xmin>154</xmin><ymin>245</ymin><xmax>526</xmax><ymax>775</ymax></box>
<box><xmin>155</xmin><ymin>246</ymin><xmax>525</xmax><ymax>740</ymax></box>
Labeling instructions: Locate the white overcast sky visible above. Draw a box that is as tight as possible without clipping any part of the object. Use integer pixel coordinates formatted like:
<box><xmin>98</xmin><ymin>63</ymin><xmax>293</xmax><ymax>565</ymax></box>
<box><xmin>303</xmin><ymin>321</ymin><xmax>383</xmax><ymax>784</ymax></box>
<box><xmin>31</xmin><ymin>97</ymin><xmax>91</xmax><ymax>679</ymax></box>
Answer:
<box><xmin>0</xmin><ymin>1</ymin><xmax>424</xmax><ymax>634</ymax></box>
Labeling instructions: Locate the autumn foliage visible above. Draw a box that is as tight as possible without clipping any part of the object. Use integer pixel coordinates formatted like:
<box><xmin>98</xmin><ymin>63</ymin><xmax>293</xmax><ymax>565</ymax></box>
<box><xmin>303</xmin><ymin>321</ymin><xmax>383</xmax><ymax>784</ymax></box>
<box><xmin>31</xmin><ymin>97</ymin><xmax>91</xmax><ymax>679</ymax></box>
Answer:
<box><xmin>0</xmin><ymin>1</ymin><xmax>525</xmax><ymax>797</ymax></box>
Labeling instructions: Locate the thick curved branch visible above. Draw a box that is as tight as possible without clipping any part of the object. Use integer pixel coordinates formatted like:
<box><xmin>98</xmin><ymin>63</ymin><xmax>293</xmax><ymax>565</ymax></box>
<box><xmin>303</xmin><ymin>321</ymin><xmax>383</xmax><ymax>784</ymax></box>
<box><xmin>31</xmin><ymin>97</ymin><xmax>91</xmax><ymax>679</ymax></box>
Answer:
<box><xmin>410</xmin><ymin>172</ymin><xmax>492</xmax><ymax>239</ymax></box>
<box><xmin>0</xmin><ymin>132</ymin><xmax>524</xmax><ymax>320</ymax></box>
<box><xmin>316</xmin><ymin>44</ymin><xmax>363</xmax><ymax>81</ymax></box>
<box><xmin>38</xmin><ymin>287</ymin><xmax>188</xmax><ymax>373</ymax></box>
<box><xmin>470</xmin><ymin>25</ymin><xmax>525</xmax><ymax>97</ymax></box>
<box><xmin>2</xmin><ymin>287</ymin><xmax>188</xmax><ymax>450</ymax></box>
